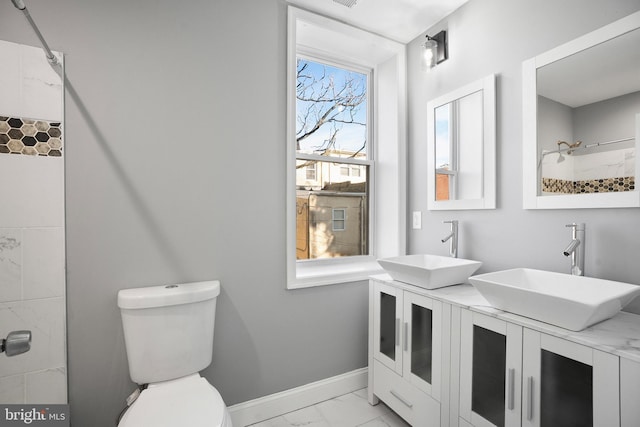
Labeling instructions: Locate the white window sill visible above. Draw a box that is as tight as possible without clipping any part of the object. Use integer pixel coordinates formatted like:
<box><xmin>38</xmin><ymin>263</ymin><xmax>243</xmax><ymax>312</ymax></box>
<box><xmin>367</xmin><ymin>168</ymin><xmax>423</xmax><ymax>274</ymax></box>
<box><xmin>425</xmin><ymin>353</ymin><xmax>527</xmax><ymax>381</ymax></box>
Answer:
<box><xmin>288</xmin><ymin>258</ymin><xmax>384</xmax><ymax>289</ymax></box>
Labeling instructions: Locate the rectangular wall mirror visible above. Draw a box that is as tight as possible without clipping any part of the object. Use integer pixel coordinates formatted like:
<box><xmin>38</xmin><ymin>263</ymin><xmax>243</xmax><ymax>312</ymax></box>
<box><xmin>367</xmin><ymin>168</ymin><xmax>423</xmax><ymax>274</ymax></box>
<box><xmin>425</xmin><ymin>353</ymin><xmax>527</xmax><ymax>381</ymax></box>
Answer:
<box><xmin>427</xmin><ymin>74</ymin><xmax>496</xmax><ymax>210</ymax></box>
<box><xmin>523</xmin><ymin>11</ymin><xmax>640</xmax><ymax>209</ymax></box>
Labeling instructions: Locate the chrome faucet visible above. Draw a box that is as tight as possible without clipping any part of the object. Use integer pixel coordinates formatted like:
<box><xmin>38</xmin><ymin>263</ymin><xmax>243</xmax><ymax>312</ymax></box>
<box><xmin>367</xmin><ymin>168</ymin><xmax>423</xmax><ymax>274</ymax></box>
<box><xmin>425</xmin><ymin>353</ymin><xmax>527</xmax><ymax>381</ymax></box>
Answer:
<box><xmin>563</xmin><ymin>223</ymin><xmax>585</xmax><ymax>276</ymax></box>
<box><xmin>441</xmin><ymin>220</ymin><xmax>458</xmax><ymax>258</ymax></box>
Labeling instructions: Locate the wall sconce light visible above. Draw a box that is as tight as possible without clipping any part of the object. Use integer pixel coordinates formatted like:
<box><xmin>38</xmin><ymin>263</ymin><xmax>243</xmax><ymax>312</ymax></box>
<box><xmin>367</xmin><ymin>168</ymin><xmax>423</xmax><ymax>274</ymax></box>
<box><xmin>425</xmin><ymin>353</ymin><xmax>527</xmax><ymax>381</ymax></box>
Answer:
<box><xmin>421</xmin><ymin>30</ymin><xmax>448</xmax><ymax>71</ymax></box>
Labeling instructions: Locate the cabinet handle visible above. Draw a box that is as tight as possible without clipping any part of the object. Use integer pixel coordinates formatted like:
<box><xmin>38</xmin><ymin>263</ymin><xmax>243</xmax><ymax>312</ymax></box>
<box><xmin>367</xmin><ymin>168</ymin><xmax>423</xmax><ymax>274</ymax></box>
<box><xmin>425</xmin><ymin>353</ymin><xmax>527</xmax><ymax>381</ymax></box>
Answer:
<box><xmin>403</xmin><ymin>322</ymin><xmax>409</xmax><ymax>352</ymax></box>
<box><xmin>507</xmin><ymin>368</ymin><xmax>515</xmax><ymax>410</ymax></box>
<box><xmin>390</xmin><ymin>389</ymin><xmax>414</xmax><ymax>408</ymax></box>
<box><xmin>395</xmin><ymin>319</ymin><xmax>400</xmax><ymax>346</ymax></box>
<box><xmin>526</xmin><ymin>376</ymin><xmax>534</xmax><ymax>421</ymax></box>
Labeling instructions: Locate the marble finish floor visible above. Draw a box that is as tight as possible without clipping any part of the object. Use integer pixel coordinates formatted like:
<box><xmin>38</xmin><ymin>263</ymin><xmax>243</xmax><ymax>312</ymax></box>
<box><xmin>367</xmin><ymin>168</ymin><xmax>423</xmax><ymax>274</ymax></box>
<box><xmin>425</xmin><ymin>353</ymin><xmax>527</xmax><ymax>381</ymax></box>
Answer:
<box><xmin>246</xmin><ymin>388</ymin><xmax>410</xmax><ymax>427</ymax></box>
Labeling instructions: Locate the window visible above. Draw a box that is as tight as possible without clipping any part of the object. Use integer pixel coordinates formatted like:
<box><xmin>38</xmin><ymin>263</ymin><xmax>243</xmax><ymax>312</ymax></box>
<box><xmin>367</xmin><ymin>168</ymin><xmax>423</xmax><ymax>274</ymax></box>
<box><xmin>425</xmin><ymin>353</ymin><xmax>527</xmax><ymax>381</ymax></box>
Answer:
<box><xmin>332</xmin><ymin>208</ymin><xmax>346</xmax><ymax>231</ymax></box>
<box><xmin>433</xmin><ymin>89</ymin><xmax>485</xmax><ymax>202</ymax></box>
<box><xmin>294</xmin><ymin>56</ymin><xmax>371</xmax><ymax>260</ymax></box>
<box><xmin>287</xmin><ymin>7</ymin><xmax>407</xmax><ymax>289</ymax></box>
<box><xmin>435</xmin><ymin>103</ymin><xmax>455</xmax><ymax>201</ymax></box>
<box><xmin>305</xmin><ymin>163</ymin><xmax>316</xmax><ymax>180</ymax></box>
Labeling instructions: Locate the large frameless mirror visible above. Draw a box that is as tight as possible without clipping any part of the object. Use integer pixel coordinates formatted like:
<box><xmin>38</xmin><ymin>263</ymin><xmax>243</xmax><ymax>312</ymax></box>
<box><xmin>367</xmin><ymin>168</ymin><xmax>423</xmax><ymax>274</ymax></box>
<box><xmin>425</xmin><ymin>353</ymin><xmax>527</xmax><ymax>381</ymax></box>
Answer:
<box><xmin>523</xmin><ymin>11</ymin><xmax>640</xmax><ymax>209</ymax></box>
<box><xmin>427</xmin><ymin>74</ymin><xmax>496</xmax><ymax>210</ymax></box>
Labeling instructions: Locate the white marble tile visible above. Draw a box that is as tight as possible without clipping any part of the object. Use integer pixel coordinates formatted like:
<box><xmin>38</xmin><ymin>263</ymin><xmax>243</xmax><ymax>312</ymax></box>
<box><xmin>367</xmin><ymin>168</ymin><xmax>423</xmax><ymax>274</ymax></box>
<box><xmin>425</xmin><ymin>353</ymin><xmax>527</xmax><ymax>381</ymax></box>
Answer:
<box><xmin>0</xmin><ymin>229</ymin><xmax>22</xmax><ymax>303</ymax></box>
<box><xmin>23</xmin><ymin>228</ymin><xmax>65</xmax><ymax>300</ymax></box>
<box><xmin>246</xmin><ymin>390</ymin><xmax>407</xmax><ymax>427</ymax></box>
<box><xmin>0</xmin><ymin>155</ymin><xmax>64</xmax><ymax>228</ymax></box>
<box><xmin>0</xmin><ymin>373</ymin><xmax>25</xmax><ymax>404</ymax></box>
<box><xmin>22</xmin><ymin>298</ymin><xmax>66</xmax><ymax>374</ymax></box>
<box><xmin>624</xmin><ymin>149</ymin><xmax>635</xmax><ymax>177</ymax></box>
<box><xmin>314</xmin><ymin>391</ymin><xmax>391</xmax><ymax>427</ymax></box>
<box><xmin>0</xmin><ymin>301</ymin><xmax>29</xmax><ymax>378</ymax></box>
<box><xmin>0</xmin><ymin>40</ymin><xmax>22</xmax><ymax>116</ymax></box>
<box><xmin>20</xmin><ymin>44</ymin><xmax>63</xmax><ymax>122</ymax></box>
<box><xmin>25</xmin><ymin>367</ymin><xmax>67</xmax><ymax>404</ymax></box>
<box><xmin>358</xmin><ymin>412</ymin><xmax>410</xmax><ymax>427</ymax></box>
<box><xmin>247</xmin><ymin>415</ymin><xmax>305</xmax><ymax>427</ymax></box>
<box><xmin>280</xmin><ymin>404</ymin><xmax>331</xmax><ymax>426</ymax></box>
<box><xmin>0</xmin><ymin>297</ymin><xmax>66</xmax><ymax>377</ymax></box>
<box><xmin>574</xmin><ymin>149</ymin><xmax>630</xmax><ymax>181</ymax></box>
<box><xmin>541</xmin><ymin>151</ymin><xmax>575</xmax><ymax>181</ymax></box>
<box><xmin>0</xmin><ymin>41</ymin><xmax>62</xmax><ymax>121</ymax></box>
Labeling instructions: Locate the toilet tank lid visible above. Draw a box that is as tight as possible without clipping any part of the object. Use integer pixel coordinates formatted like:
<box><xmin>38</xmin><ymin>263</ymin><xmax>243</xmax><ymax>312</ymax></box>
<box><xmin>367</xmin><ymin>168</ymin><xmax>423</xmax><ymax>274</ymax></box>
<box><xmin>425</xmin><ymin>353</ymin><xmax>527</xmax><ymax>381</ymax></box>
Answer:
<box><xmin>118</xmin><ymin>280</ymin><xmax>220</xmax><ymax>310</ymax></box>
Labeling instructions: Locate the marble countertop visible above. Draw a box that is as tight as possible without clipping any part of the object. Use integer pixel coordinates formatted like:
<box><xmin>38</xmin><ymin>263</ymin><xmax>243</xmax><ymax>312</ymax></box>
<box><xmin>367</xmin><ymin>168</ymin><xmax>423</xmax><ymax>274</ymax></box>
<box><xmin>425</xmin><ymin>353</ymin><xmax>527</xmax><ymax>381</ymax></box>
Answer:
<box><xmin>370</xmin><ymin>274</ymin><xmax>640</xmax><ymax>363</ymax></box>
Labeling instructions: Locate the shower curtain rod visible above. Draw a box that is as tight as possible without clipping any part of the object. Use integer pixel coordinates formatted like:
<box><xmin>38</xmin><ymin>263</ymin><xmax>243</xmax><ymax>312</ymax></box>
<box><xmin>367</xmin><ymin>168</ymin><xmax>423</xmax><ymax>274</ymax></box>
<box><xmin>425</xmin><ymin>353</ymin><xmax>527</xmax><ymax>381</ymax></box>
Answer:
<box><xmin>11</xmin><ymin>0</ymin><xmax>58</xmax><ymax>65</ymax></box>
<box><xmin>541</xmin><ymin>136</ymin><xmax>635</xmax><ymax>158</ymax></box>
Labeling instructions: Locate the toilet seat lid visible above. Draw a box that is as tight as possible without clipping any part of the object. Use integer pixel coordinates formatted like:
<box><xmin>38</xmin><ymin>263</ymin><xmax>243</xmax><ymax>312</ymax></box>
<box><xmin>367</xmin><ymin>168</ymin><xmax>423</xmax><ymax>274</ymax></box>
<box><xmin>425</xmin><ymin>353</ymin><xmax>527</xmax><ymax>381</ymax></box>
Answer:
<box><xmin>118</xmin><ymin>374</ymin><xmax>228</xmax><ymax>427</ymax></box>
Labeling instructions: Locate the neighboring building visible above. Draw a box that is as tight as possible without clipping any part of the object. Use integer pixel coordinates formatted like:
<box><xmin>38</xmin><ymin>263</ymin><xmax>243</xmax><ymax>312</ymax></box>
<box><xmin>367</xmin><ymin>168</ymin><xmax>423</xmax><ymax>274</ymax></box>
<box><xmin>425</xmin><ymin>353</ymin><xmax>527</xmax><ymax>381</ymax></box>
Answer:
<box><xmin>296</xmin><ymin>189</ymin><xmax>368</xmax><ymax>260</ymax></box>
<box><xmin>296</xmin><ymin>150</ymin><xmax>369</xmax><ymax>259</ymax></box>
<box><xmin>296</xmin><ymin>149</ymin><xmax>367</xmax><ymax>191</ymax></box>
<box><xmin>436</xmin><ymin>168</ymin><xmax>451</xmax><ymax>201</ymax></box>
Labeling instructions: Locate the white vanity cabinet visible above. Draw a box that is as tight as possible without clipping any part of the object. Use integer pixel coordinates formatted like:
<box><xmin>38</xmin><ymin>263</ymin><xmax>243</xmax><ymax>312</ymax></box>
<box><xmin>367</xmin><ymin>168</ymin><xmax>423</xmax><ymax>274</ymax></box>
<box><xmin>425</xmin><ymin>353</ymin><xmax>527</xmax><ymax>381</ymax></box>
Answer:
<box><xmin>369</xmin><ymin>277</ymin><xmax>640</xmax><ymax>427</ymax></box>
<box><xmin>458</xmin><ymin>310</ymin><xmax>620</xmax><ymax>427</ymax></box>
<box><xmin>620</xmin><ymin>358</ymin><xmax>640</xmax><ymax>427</ymax></box>
<box><xmin>369</xmin><ymin>279</ymin><xmax>447</xmax><ymax>426</ymax></box>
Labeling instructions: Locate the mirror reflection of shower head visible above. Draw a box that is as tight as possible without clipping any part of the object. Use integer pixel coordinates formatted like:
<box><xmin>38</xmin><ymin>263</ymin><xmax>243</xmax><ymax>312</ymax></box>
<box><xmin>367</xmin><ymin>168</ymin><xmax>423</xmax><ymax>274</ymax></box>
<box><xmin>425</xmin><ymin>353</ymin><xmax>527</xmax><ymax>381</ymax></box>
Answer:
<box><xmin>557</xmin><ymin>140</ymin><xmax>582</xmax><ymax>155</ymax></box>
<box><xmin>11</xmin><ymin>0</ymin><xmax>26</xmax><ymax>10</ymax></box>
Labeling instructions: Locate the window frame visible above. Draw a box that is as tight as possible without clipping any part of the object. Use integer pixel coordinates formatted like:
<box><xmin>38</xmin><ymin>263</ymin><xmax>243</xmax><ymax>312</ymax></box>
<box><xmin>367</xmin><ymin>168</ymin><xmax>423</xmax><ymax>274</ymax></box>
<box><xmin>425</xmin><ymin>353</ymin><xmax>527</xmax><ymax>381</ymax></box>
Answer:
<box><xmin>294</xmin><ymin>54</ymin><xmax>375</xmax><ymax>262</ymax></box>
<box><xmin>287</xmin><ymin>6</ymin><xmax>407</xmax><ymax>289</ymax></box>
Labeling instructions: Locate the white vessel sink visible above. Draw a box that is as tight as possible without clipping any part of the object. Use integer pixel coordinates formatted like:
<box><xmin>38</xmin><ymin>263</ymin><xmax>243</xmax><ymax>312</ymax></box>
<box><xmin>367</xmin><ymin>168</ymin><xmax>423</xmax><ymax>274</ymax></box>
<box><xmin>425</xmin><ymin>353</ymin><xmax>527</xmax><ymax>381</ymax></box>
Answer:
<box><xmin>469</xmin><ymin>268</ymin><xmax>640</xmax><ymax>331</ymax></box>
<box><xmin>377</xmin><ymin>254</ymin><xmax>482</xmax><ymax>290</ymax></box>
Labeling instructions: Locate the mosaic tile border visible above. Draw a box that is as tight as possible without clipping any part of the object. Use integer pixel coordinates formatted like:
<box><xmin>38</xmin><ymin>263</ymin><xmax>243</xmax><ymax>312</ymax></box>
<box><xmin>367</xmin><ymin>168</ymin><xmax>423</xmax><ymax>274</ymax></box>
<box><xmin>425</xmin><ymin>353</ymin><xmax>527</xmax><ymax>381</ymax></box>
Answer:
<box><xmin>542</xmin><ymin>177</ymin><xmax>574</xmax><ymax>194</ymax></box>
<box><xmin>575</xmin><ymin>176</ymin><xmax>635</xmax><ymax>193</ymax></box>
<box><xmin>0</xmin><ymin>116</ymin><xmax>62</xmax><ymax>157</ymax></box>
<box><xmin>542</xmin><ymin>176</ymin><xmax>635</xmax><ymax>194</ymax></box>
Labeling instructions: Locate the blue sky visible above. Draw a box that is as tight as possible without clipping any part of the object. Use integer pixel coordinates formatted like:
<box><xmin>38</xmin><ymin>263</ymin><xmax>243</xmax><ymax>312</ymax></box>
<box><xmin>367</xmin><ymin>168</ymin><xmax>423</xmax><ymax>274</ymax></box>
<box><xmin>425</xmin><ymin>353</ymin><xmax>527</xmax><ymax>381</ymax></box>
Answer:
<box><xmin>435</xmin><ymin>103</ymin><xmax>451</xmax><ymax>168</ymax></box>
<box><xmin>296</xmin><ymin>59</ymin><xmax>368</xmax><ymax>154</ymax></box>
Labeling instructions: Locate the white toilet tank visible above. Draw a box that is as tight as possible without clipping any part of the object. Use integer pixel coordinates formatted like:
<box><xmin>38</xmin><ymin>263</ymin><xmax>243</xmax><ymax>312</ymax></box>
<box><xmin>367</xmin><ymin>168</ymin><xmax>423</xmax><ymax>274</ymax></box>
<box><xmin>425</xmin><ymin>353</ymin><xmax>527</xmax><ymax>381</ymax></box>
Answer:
<box><xmin>118</xmin><ymin>281</ymin><xmax>220</xmax><ymax>384</ymax></box>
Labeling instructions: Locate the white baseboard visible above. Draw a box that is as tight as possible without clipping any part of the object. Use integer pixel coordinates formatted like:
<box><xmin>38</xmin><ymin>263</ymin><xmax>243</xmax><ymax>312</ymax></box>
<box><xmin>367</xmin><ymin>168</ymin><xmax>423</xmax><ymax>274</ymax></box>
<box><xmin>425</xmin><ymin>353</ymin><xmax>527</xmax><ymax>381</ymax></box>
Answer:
<box><xmin>228</xmin><ymin>367</ymin><xmax>368</xmax><ymax>426</ymax></box>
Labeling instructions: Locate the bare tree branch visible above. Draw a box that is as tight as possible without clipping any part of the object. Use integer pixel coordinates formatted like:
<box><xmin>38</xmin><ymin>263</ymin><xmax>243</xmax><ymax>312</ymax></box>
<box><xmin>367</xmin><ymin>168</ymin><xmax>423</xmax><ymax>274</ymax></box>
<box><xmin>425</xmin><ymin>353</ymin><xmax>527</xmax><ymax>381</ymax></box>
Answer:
<box><xmin>296</xmin><ymin>59</ymin><xmax>366</xmax><ymax>152</ymax></box>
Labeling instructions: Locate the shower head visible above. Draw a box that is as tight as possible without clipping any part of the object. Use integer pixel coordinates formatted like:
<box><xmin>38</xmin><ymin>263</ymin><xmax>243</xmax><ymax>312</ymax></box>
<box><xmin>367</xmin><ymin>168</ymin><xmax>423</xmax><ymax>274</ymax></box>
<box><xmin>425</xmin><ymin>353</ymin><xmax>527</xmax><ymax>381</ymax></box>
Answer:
<box><xmin>11</xmin><ymin>0</ymin><xmax>26</xmax><ymax>10</ymax></box>
<box><xmin>557</xmin><ymin>140</ymin><xmax>582</xmax><ymax>155</ymax></box>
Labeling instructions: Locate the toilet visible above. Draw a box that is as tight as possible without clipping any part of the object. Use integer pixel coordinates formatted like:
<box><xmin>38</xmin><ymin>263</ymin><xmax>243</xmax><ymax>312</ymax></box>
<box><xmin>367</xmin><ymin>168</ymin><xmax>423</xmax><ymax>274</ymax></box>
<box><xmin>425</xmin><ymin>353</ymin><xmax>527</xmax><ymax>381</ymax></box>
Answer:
<box><xmin>117</xmin><ymin>280</ymin><xmax>232</xmax><ymax>427</ymax></box>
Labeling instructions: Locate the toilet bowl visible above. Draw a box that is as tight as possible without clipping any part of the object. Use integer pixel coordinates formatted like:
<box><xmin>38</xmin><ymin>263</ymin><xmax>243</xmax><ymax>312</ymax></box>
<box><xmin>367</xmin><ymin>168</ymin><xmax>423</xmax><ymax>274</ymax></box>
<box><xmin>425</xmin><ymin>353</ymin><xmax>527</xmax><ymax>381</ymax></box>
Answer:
<box><xmin>117</xmin><ymin>281</ymin><xmax>232</xmax><ymax>427</ymax></box>
<box><xmin>118</xmin><ymin>374</ymin><xmax>232</xmax><ymax>427</ymax></box>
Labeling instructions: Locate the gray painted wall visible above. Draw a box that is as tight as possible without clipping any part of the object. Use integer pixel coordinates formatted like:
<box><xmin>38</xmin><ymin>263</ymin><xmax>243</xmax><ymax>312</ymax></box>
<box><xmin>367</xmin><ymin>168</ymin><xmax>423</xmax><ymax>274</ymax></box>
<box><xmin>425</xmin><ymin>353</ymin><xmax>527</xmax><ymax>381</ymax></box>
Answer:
<box><xmin>408</xmin><ymin>0</ymin><xmax>640</xmax><ymax>308</ymax></box>
<box><xmin>573</xmin><ymin>91</ymin><xmax>640</xmax><ymax>151</ymax></box>
<box><xmin>2</xmin><ymin>1</ymin><xmax>368</xmax><ymax>425</ymax></box>
<box><xmin>2</xmin><ymin>0</ymin><xmax>640</xmax><ymax>426</ymax></box>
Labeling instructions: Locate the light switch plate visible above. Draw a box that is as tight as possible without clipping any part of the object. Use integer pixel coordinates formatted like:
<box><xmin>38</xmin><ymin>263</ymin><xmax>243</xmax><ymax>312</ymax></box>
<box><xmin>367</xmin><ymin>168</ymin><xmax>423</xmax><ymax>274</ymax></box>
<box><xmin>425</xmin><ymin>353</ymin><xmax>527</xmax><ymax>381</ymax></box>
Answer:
<box><xmin>412</xmin><ymin>211</ymin><xmax>422</xmax><ymax>229</ymax></box>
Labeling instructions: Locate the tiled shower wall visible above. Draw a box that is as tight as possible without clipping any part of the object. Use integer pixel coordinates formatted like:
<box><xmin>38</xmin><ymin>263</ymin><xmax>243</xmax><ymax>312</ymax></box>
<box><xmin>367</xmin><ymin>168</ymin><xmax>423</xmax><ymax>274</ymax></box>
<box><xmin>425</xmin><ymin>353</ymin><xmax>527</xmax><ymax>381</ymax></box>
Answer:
<box><xmin>541</xmin><ymin>148</ymin><xmax>636</xmax><ymax>194</ymax></box>
<box><xmin>0</xmin><ymin>40</ymin><xmax>66</xmax><ymax>403</ymax></box>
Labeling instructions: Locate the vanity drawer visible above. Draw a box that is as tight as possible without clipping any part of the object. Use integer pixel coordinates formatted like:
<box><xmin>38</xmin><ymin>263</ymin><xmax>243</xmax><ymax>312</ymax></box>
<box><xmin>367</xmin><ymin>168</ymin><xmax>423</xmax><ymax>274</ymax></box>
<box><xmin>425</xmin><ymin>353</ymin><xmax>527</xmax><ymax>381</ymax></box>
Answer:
<box><xmin>373</xmin><ymin>360</ymin><xmax>440</xmax><ymax>426</ymax></box>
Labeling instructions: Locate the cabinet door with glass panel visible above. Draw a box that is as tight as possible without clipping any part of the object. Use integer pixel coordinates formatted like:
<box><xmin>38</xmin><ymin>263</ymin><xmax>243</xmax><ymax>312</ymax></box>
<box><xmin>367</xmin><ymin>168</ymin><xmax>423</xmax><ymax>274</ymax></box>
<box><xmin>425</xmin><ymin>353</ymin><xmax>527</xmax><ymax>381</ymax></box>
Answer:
<box><xmin>460</xmin><ymin>310</ymin><xmax>620</xmax><ymax>427</ymax></box>
<box><xmin>373</xmin><ymin>281</ymin><xmax>403</xmax><ymax>374</ymax></box>
<box><xmin>459</xmin><ymin>310</ymin><xmax>523</xmax><ymax>427</ymax></box>
<box><xmin>403</xmin><ymin>291</ymin><xmax>443</xmax><ymax>397</ymax></box>
<box><xmin>372</xmin><ymin>281</ymin><xmax>443</xmax><ymax>398</ymax></box>
<box><xmin>521</xmin><ymin>329</ymin><xmax>619</xmax><ymax>427</ymax></box>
